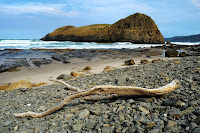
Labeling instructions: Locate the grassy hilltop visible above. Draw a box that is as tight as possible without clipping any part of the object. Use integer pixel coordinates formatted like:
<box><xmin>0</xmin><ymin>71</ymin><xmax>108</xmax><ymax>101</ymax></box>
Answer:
<box><xmin>42</xmin><ymin>13</ymin><xmax>164</xmax><ymax>44</ymax></box>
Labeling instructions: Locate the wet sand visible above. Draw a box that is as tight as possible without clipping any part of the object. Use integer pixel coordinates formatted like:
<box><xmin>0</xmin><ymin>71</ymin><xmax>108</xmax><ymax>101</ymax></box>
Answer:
<box><xmin>0</xmin><ymin>48</ymin><xmax>181</xmax><ymax>85</ymax></box>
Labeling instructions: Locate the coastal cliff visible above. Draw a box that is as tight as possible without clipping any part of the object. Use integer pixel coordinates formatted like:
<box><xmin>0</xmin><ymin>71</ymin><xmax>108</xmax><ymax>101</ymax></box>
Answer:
<box><xmin>42</xmin><ymin>13</ymin><xmax>164</xmax><ymax>44</ymax></box>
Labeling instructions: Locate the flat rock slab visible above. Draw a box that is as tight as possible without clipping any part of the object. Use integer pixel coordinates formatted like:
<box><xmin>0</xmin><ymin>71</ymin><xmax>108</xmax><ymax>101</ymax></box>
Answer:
<box><xmin>30</xmin><ymin>58</ymin><xmax>53</xmax><ymax>67</ymax></box>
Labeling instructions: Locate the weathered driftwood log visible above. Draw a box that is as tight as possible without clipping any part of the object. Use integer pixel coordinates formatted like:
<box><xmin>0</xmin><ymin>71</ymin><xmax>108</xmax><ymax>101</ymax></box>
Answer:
<box><xmin>14</xmin><ymin>79</ymin><xmax>181</xmax><ymax>118</ymax></box>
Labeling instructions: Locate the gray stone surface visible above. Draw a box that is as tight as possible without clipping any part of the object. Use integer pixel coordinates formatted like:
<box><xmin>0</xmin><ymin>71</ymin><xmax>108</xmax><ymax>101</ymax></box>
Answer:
<box><xmin>0</xmin><ymin>56</ymin><xmax>199</xmax><ymax>132</ymax></box>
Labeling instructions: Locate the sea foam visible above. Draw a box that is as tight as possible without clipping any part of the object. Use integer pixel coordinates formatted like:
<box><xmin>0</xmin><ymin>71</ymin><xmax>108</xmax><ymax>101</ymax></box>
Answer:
<box><xmin>0</xmin><ymin>39</ymin><xmax>199</xmax><ymax>50</ymax></box>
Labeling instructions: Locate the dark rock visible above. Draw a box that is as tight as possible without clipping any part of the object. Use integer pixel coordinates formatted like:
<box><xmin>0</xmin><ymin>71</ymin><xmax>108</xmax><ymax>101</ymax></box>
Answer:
<box><xmin>169</xmin><ymin>109</ymin><xmax>182</xmax><ymax>118</ymax></box>
<box><xmin>181</xmin><ymin>107</ymin><xmax>195</xmax><ymax>116</ymax></box>
<box><xmin>194</xmin><ymin>110</ymin><xmax>200</xmax><ymax>116</ymax></box>
<box><xmin>83</xmin><ymin>66</ymin><xmax>92</xmax><ymax>71</ymax></box>
<box><xmin>0</xmin><ymin>58</ymin><xmax>30</xmax><ymax>73</ymax></box>
<box><xmin>56</xmin><ymin>74</ymin><xmax>73</xmax><ymax>81</ymax></box>
<box><xmin>63</xmin><ymin>60</ymin><xmax>70</xmax><ymax>64</ymax></box>
<box><xmin>124</xmin><ymin>59</ymin><xmax>135</xmax><ymax>65</ymax></box>
<box><xmin>0</xmin><ymin>61</ymin><xmax>29</xmax><ymax>73</ymax></box>
<box><xmin>166</xmin><ymin>41</ymin><xmax>172</xmax><ymax>44</ymax></box>
<box><xmin>167</xmin><ymin>120</ymin><xmax>177</xmax><ymax>129</ymax></box>
<box><xmin>31</xmin><ymin>58</ymin><xmax>53</xmax><ymax>67</ymax></box>
<box><xmin>179</xmin><ymin>52</ymin><xmax>187</xmax><ymax>57</ymax></box>
<box><xmin>161</xmin><ymin>99</ymin><xmax>178</xmax><ymax>106</ymax></box>
<box><xmin>190</xmin><ymin>123</ymin><xmax>198</xmax><ymax>130</ymax></box>
<box><xmin>0</xmin><ymin>64</ymin><xmax>19</xmax><ymax>73</ymax></box>
<box><xmin>192</xmin><ymin>127</ymin><xmax>200</xmax><ymax>133</ymax></box>
<box><xmin>165</xmin><ymin>50</ymin><xmax>178</xmax><ymax>57</ymax></box>
<box><xmin>140</xmin><ymin>60</ymin><xmax>149</xmax><ymax>64</ymax></box>
<box><xmin>51</xmin><ymin>54</ymin><xmax>68</xmax><ymax>62</ymax></box>
<box><xmin>194</xmin><ymin>117</ymin><xmax>200</xmax><ymax>125</ymax></box>
<box><xmin>42</xmin><ymin>13</ymin><xmax>164</xmax><ymax>44</ymax></box>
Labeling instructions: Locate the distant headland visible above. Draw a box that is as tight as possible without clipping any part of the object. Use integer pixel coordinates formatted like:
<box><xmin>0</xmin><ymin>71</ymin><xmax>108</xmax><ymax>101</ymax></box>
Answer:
<box><xmin>165</xmin><ymin>34</ymin><xmax>200</xmax><ymax>42</ymax></box>
<box><xmin>41</xmin><ymin>13</ymin><xmax>164</xmax><ymax>44</ymax></box>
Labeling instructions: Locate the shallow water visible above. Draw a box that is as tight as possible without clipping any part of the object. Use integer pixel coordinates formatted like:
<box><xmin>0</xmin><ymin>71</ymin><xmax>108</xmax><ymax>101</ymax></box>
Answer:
<box><xmin>2</xmin><ymin>39</ymin><xmax>198</xmax><ymax>50</ymax></box>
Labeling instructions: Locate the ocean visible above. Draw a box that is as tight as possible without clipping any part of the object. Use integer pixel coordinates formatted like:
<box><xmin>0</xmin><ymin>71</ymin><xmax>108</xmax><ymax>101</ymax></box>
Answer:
<box><xmin>0</xmin><ymin>39</ymin><xmax>199</xmax><ymax>50</ymax></box>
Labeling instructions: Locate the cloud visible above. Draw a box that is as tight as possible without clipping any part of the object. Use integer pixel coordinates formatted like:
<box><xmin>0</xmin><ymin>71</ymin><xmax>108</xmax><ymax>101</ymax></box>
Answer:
<box><xmin>191</xmin><ymin>0</ymin><xmax>200</xmax><ymax>7</ymax></box>
<box><xmin>67</xmin><ymin>0</ymin><xmax>154</xmax><ymax>19</ymax></box>
<box><xmin>0</xmin><ymin>3</ymin><xmax>79</xmax><ymax>16</ymax></box>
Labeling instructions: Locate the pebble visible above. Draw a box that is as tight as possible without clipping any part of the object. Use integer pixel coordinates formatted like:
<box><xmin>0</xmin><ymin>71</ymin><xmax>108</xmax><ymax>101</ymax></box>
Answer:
<box><xmin>148</xmin><ymin>129</ymin><xmax>159</xmax><ymax>133</ymax></box>
<box><xmin>72</xmin><ymin>124</ymin><xmax>83</xmax><ymax>132</ymax></box>
<box><xmin>167</xmin><ymin>120</ymin><xmax>177</xmax><ymax>129</ymax></box>
<box><xmin>194</xmin><ymin>117</ymin><xmax>200</xmax><ymax>125</ymax></box>
<box><xmin>78</xmin><ymin>109</ymin><xmax>90</xmax><ymax>118</ymax></box>
<box><xmin>175</xmin><ymin>100</ymin><xmax>186</xmax><ymax>107</ymax></box>
<box><xmin>190</xmin><ymin>122</ymin><xmax>198</xmax><ymax>130</ymax></box>
<box><xmin>181</xmin><ymin>107</ymin><xmax>195</xmax><ymax>116</ymax></box>
<box><xmin>192</xmin><ymin>127</ymin><xmax>200</xmax><ymax>133</ymax></box>
<box><xmin>161</xmin><ymin>99</ymin><xmax>178</xmax><ymax>106</ymax></box>
<box><xmin>65</xmin><ymin>114</ymin><xmax>73</xmax><ymax>119</ymax></box>
<box><xmin>101</xmin><ymin>126</ymin><xmax>112</xmax><ymax>133</ymax></box>
<box><xmin>14</xmin><ymin>125</ymin><xmax>19</xmax><ymax>131</ymax></box>
<box><xmin>138</xmin><ymin>106</ymin><xmax>150</xmax><ymax>114</ymax></box>
<box><xmin>4</xmin><ymin>120</ymin><xmax>12</xmax><ymax>126</ymax></box>
<box><xmin>169</xmin><ymin>108</ymin><xmax>182</xmax><ymax>118</ymax></box>
<box><xmin>147</xmin><ymin>122</ymin><xmax>156</xmax><ymax>128</ymax></box>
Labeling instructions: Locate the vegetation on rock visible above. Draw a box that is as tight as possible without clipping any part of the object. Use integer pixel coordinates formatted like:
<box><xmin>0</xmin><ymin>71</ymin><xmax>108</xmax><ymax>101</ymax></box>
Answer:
<box><xmin>42</xmin><ymin>13</ymin><xmax>164</xmax><ymax>44</ymax></box>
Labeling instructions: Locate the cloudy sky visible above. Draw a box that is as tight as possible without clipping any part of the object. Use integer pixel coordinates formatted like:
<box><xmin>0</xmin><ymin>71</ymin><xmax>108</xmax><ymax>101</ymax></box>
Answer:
<box><xmin>0</xmin><ymin>0</ymin><xmax>200</xmax><ymax>39</ymax></box>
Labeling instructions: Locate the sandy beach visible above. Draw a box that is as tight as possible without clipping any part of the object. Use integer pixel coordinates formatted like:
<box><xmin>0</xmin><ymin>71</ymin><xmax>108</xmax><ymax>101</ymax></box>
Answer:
<box><xmin>0</xmin><ymin>47</ymin><xmax>180</xmax><ymax>86</ymax></box>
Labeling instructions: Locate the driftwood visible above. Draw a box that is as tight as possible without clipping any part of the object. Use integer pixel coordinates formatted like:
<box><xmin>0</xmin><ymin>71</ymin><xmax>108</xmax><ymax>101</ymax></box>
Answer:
<box><xmin>14</xmin><ymin>79</ymin><xmax>181</xmax><ymax>118</ymax></box>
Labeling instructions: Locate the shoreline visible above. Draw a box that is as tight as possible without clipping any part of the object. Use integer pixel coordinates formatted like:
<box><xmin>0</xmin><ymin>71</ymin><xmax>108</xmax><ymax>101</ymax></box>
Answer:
<box><xmin>0</xmin><ymin>44</ymin><xmax>199</xmax><ymax>86</ymax></box>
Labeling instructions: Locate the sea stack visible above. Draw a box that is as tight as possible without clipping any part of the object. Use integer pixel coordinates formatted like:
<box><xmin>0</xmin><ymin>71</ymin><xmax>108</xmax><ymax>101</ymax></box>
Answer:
<box><xmin>42</xmin><ymin>13</ymin><xmax>164</xmax><ymax>44</ymax></box>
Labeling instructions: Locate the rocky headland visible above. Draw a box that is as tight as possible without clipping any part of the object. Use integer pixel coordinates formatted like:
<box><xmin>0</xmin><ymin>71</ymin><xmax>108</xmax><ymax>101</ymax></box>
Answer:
<box><xmin>42</xmin><ymin>13</ymin><xmax>164</xmax><ymax>44</ymax></box>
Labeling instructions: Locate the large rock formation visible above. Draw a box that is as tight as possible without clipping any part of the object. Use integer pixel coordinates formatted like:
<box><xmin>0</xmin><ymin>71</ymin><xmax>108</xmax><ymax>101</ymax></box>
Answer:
<box><xmin>42</xmin><ymin>13</ymin><xmax>164</xmax><ymax>44</ymax></box>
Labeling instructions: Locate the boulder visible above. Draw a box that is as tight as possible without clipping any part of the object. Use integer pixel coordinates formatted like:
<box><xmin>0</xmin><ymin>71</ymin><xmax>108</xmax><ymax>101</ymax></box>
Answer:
<box><xmin>31</xmin><ymin>58</ymin><xmax>53</xmax><ymax>67</ymax></box>
<box><xmin>166</xmin><ymin>41</ymin><xmax>172</xmax><ymax>44</ymax></box>
<box><xmin>165</xmin><ymin>50</ymin><xmax>178</xmax><ymax>57</ymax></box>
<box><xmin>124</xmin><ymin>59</ymin><xmax>135</xmax><ymax>65</ymax></box>
<box><xmin>83</xmin><ymin>66</ymin><xmax>92</xmax><ymax>71</ymax></box>
<box><xmin>57</xmin><ymin>74</ymin><xmax>73</xmax><ymax>81</ymax></box>
<box><xmin>0</xmin><ymin>58</ymin><xmax>30</xmax><ymax>73</ymax></box>
<box><xmin>51</xmin><ymin>54</ymin><xmax>69</xmax><ymax>62</ymax></box>
<box><xmin>42</xmin><ymin>13</ymin><xmax>164</xmax><ymax>44</ymax></box>
<box><xmin>140</xmin><ymin>60</ymin><xmax>149</xmax><ymax>64</ymax></box>
<box><xmin>71</xmin><ymin>71</ymin><xmax>85</xmax><ymax>77</ymax></box>
<box><xmin>151</xmin><ymin>59</ymin><xmax>164</xmax><ymax>63</ymax></box>
<box><xmin>104</xmin><ymin>66</ymin><xmax>115</xmax><ymax>72</ymax></box>
<box><xmin>179</xmin><ymin>52</ymin><xmax>187</xmax><ymax>57</ymax></box>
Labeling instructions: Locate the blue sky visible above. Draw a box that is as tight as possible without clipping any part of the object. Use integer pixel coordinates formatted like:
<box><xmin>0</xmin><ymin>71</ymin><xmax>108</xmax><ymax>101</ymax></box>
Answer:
<box><xmin>0</xmin><ymin>0</ymin><xmax>200</xmax><ymax>39</ymax></box>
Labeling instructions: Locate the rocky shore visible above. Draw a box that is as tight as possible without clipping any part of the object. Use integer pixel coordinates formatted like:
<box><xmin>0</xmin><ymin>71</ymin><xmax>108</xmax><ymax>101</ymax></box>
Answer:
<box><xmin>0</xmin><ymin>44</ymin><xmax>199</xmax><ymax>73</ymax></box>
<box><xmin>0</xmin><ymin>55</ymin><xmax>199</xmax><ymax>132</ymax></box>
